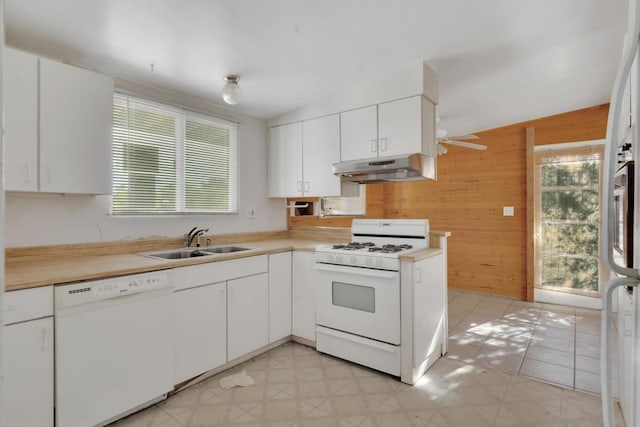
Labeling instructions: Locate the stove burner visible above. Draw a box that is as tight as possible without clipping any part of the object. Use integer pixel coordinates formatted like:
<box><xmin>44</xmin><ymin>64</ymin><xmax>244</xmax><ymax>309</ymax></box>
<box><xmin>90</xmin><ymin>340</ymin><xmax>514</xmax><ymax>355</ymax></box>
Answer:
<box><xmin>368</xmin><ymin>243</ymin><xmax>414</xmax><ymax>253</ymax></box>
<box><xmin>332</xmin><ymin>242</ymin><xmax>376</xmax><ymax>250</ymax></box>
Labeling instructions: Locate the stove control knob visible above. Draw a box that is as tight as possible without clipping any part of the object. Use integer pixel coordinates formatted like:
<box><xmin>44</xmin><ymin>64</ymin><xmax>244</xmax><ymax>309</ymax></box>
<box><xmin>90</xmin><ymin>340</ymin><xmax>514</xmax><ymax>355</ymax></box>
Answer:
<box><xmin>350</xmin><ymin>256</ymin><xmax>356</xmax><ymax>264</ymax></box>
<box><xmin>365</xmin><ymin>257</ymin><xmax>372</xmax><ymax>266</ymax></box>
<box><xmin>336</xmin><ymin>255</ymin><xmax>343</xmax><ymax>263</ymax></box>
<box><xmin>327</xmin><ymin>255</ymin><xmax>334</xmax><ymax>262</ymax></box>
<box><xmin>375</xmin><ymin>258</ymin><xmax>383</xmax><ymax>267</ymax></box>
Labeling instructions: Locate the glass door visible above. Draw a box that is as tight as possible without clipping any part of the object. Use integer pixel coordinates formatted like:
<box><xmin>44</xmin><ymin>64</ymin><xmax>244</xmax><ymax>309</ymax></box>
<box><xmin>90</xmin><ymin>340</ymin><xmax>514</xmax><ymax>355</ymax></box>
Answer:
<box><xmin>533</xmin><ymin>142</ymin><xmax>606</xmax><ymax>306</ymax></box>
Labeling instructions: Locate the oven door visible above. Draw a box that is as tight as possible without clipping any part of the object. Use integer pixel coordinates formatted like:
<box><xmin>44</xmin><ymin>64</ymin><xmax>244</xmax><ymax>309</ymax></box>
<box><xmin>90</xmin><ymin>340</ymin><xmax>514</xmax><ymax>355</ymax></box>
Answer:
<box><xmin>314</xmin><ymin>262</ymin><xmax>400</xmax><ymax>345</ymax></box>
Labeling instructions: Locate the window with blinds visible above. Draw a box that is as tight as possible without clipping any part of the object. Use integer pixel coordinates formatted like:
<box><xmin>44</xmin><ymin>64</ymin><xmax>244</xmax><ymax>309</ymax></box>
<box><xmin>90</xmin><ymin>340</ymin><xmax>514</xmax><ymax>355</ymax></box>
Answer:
<box><xmin>112</xmin><ymin>94</ymin><xmax>238</xmax><ymax>214</ymax></box>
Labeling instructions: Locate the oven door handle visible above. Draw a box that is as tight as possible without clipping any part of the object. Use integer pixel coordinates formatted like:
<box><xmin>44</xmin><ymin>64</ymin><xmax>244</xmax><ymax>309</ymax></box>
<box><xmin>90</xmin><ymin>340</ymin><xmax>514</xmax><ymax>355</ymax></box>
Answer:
<box><xmin>314</xmin><ymin>263</ymin><xmax>397</xmax><ymax>279</ymax></box>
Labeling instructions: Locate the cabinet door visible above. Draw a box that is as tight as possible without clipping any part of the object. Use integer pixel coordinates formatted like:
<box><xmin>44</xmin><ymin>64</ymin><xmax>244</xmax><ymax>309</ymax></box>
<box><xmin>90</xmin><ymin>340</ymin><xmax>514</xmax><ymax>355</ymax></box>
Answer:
<box><xmin>3</xmin><ymin>317</ymin><xmax>54</xmax><ymax>427</ymax></box>
<box><xmin>3</xmin><ymin>48</ymin><xmax>39</xmax><ymax>192</ymax></box>
<box><xmin>269</xmin><ymin>252</ymin><xmax>292</xmax><ymax>342</ymax></box>
<box><xmin>174</xmin><ymin>282</ymin><xmax>227</xmax><ymax>384</ymax></box>
<box><xmin>340</xmin><ymin>105</ymin><xmax>378</xmax><ymax>161</ymax></box>
<box><xmin>378</xmin><ymin>96</ymin><xmax>422</xmax><ymax>157</ymax></box>
<box><xmin>39</xmin><ymin>58</ymin><xmax>113</xmax><ymax>194</ymax></box>
<box><xmin>292</xmin><ymin>251</ymin><xmax>316</xmax><ymax>343</ymax></box>
<box><xmin>228</xmin><ymin>273</ymin><xmax>269</xmax><ymax>360</ymax></box>
<box><xmin>268</xmin><ymin>122</ymin><xmax>303</xmax><ymax>198</ymax></box>
<box><xmin>411</xmin><ymin>255</ymin><xmax>446</xmax><ymax>366</ymax></box>
<box><xmin>302</xmin><ymin>114</ymin><xmax>341</xmax><ymax>197</ymax></box>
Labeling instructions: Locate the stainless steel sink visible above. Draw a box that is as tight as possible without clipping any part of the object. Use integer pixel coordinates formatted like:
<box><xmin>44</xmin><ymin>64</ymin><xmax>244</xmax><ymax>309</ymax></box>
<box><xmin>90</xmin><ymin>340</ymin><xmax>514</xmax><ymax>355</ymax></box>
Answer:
<box><xmin>203</xmin><ymin>246</ymin><xmax>251</xmax><ymax>254</ymax></box>
<box><xmin>141</xmin><ymin>246</ymin><xmax>252</xmax><ymax>260</ymax></box>
<box><xmin>145</xmin><ymin>248</ymin><xmax>214</xmax><ymax>260</ymax></box>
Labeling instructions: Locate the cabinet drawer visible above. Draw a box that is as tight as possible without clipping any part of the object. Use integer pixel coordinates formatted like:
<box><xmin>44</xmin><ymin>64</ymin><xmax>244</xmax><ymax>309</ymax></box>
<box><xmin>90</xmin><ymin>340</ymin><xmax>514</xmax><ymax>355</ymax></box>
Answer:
<box><xmin>173</xmin><ymin>255</ymin><xmax>269</xmax><ymax>291</ymax></box>
<box><xmin>3</xmin><ymin>286</ymin><xmax>53</xmax><ymax>325</ymax></box>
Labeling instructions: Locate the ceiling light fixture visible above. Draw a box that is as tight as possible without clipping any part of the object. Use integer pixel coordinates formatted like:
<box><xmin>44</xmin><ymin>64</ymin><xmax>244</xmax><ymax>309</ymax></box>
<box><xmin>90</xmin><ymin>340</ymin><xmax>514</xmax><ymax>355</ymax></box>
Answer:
<box><xmin>222</xmin><ymin>75</ymin><xmax>242</xmax><ymax>105</ymax></box>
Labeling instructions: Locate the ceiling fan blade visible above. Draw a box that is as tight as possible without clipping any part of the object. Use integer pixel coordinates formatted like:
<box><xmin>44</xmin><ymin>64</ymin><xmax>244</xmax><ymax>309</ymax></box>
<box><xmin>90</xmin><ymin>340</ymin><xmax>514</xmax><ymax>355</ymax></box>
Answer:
<box><xmin>445</xmin><ymin>134</ymin><xmax>479</xmax><ymax>140</ymax></box>
<box><xmin>440</xmin><ymin>139</ymin><xmax>487</xmax><ymax>150</ymax></box>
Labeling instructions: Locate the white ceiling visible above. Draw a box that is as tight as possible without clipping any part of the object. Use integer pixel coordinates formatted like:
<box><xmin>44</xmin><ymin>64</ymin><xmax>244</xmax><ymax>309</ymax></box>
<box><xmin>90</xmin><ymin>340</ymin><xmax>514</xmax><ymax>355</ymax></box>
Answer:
<box><xmin>4</xmin><ymin>0</ymin><xmax>627</xmax><ymax>135</ymax></box>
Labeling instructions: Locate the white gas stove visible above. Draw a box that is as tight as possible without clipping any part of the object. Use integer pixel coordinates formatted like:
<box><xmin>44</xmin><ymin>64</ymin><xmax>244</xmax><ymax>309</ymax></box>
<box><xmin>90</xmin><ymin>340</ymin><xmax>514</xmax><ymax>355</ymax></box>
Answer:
<box><xmin>315</xmin><ymin>219</ymin><xmax>429</xmax><ymax>271</ymax></box>
<box><xmin>314</xmin><ymin>219</ymin><xmax>432</xmax><ymax>377</ymax></box>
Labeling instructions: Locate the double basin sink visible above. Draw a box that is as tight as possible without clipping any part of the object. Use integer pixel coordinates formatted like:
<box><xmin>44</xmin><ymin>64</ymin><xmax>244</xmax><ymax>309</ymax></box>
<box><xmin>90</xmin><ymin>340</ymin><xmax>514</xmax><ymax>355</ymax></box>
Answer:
<box><xmin>142</xmin><ymin>246</ymin><xmax>252</xmax><ymax>260</ymax></box>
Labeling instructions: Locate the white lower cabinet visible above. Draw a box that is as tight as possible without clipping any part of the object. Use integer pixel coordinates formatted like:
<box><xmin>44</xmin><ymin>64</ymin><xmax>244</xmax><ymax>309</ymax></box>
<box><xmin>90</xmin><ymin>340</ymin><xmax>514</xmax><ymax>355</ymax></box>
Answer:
<box><xmin>292</xmin><ymin>251</ymin><xmax>316</xmax><ymax>343</ymax></box>
<box><xmin>228</xmin><ymin>273</ymin><xmax>270</xmax><ymax>360</ymax></box>
<box><xmin>3</xmin><ymin>286</ymin><xmax>54</xmax><ymax>427</ymax></box>
<box><xmin>3</xmin><ymin>317</ymin><xmax>54</xmax><ymax>427</ymax></box>
<box><xmin>269</xmin><ymin>252</ymin><xmax>292</xmax><ymax>342</ymax></box>
<box><xmin>174</xmin><ymin>282</ymin><xmax>227</xmax><ymax>384</ymax></box>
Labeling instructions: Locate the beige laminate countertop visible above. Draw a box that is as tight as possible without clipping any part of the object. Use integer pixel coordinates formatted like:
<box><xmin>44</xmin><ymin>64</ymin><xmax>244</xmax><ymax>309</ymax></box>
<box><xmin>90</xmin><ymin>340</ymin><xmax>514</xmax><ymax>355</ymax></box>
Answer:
<box><xmin>5</xmin><ymin>238</ymin><xmax>443</xmax><ymax>292</ymax></box>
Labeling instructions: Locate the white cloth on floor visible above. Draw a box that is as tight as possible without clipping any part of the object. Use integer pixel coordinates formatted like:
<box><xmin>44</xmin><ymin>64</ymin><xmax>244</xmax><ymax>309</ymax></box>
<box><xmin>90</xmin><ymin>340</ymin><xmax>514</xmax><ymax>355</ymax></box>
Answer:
<box><xmin>219</xmin><ymin>370</ymin><xmax>255</xmax><ymax>389</ymax></box>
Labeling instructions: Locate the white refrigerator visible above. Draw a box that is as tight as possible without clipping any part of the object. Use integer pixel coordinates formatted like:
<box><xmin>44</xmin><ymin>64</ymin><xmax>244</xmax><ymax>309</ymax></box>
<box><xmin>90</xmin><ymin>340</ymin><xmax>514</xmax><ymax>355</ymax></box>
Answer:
<box><xmin>602</xmin><ymin>0</ymin><xmax>640</xmax><ymax>425</ymax></box>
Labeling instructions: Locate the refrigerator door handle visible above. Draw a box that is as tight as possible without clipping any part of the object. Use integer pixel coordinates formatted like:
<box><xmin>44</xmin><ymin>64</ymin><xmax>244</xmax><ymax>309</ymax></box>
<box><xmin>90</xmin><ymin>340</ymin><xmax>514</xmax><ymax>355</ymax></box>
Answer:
<box><xmin>602</xmin><ymin>0</ymin><xmax>640</xmax><ymax>280</ymax></box>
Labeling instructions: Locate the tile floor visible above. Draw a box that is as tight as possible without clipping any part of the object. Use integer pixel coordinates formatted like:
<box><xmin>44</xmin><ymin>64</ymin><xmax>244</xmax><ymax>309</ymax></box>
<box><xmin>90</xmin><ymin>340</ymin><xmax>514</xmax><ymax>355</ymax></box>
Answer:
<box><xmin>446</xmin><ymin>289</ymin><xmax>618</xmax><ymax>395</ymax></box>
<box><xmin>111</xmin><ymin>289</ymin><xmax>625</xmax><ymax>426</ymax></box>
<box><xmin>113</xmin><ymin>342</ymin><xmax>623</xmax><ymax>427</ymax></box>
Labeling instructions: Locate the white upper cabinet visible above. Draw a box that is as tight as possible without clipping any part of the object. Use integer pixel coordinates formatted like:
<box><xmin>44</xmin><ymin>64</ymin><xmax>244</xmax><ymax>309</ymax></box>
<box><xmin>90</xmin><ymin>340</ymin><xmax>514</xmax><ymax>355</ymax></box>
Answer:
<box><xmin>340</xmin><ymin>105</ymin><xmax>378</xmax><ymax>162</ymax></box>
<box><xmin>268</xmin><ymin>115</ymin><xmax>342</xmax><ymax>198</ymax></box>
<box><xmin>340</xmin><ymin>96</ymin><xmax>436</xmax><ymax>162</ymax></box>
<box><xmin>378</xmin><ymin>96</ymin><xmax>423</xmax><ymax>157</ymax></box>
<box><xmin>4</xmin><ymin>48</ymin><xmax>39</xmax><ymax>192</ymax></box>
<box><xmin>268</xmin><ymin>122</ymin><xmax>303</xmax><ymax>198</ymax></box>
<box><xmin>302</xmin><ymin>114</ymin><xmax>341</xmax><ymax>197</ymax></box>
<box><xmin>4</xmin><ymin>50</ymin><xmax>114</xmax><ymax>194</ymax></box>
<box><xmin>40</xmin><ymin>58</ymin><xmax>113</xmax><ymax>194</ymax></box>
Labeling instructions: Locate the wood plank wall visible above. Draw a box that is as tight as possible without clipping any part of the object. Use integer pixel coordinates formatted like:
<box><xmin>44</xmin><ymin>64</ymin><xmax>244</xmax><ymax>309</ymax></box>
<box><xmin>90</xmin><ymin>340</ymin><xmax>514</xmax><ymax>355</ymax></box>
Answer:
<box><xmin>288</xmin><ymin>104</ymin><xmax>609</xmax><ymax>299</ymax></box>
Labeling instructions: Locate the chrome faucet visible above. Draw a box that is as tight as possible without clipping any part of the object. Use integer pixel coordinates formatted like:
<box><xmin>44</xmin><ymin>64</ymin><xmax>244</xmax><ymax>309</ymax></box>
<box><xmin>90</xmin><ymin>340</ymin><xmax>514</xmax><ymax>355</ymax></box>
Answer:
<box><xmin>185</xmin><ymin>227</ymin><xmax>210</xmax><ymax>247</ymax></box>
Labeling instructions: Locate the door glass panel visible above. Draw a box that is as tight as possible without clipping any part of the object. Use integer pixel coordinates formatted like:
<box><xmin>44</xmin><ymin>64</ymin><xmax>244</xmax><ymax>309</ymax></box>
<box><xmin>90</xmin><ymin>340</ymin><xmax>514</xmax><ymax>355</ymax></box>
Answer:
<box><xmin>534</xmin><ymin>144</ymin><xmax>603</xmax><ymax>297</ymax></box>
<box><xmin>332</xmin><ymin>282</ymin><xmax>375</xmax><ymax>313</ymax></box>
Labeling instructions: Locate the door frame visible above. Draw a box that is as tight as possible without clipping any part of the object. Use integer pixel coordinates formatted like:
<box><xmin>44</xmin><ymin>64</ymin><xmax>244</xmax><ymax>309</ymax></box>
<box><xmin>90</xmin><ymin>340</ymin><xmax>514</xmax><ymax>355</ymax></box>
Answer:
<box><xmin>527</xmin><ymin>134</ymin><xmax>606</xmax><ymax>308</ymax></box>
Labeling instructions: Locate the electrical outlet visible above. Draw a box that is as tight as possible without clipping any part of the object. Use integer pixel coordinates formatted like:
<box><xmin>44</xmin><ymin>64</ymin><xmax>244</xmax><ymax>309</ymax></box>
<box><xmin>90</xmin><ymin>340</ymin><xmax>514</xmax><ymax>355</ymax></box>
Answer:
<box><xmin>503</xmin><ymin>206</ymin><xmax>514</xmax><ymax>217</ymax></box>
<box><xmin>246</xmin><ymin>208</ymin><xmax>256</xmax><ymax>219</ymax></box>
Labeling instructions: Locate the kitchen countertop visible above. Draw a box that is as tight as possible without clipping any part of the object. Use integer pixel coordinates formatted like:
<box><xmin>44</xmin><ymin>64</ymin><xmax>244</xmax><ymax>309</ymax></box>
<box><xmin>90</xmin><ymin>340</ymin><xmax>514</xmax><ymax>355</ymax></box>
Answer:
<box><xmin>5</xmin><ymin>237</ymin><xmax>444</xmax><ymax>292</ymax></box>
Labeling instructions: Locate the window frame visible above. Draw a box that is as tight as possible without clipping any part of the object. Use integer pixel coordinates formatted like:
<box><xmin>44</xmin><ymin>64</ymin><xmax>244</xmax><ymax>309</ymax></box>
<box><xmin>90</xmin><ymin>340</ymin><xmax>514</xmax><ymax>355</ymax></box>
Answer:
<box><xmin>111</xmin><ymin>92</ymin><xmax>239</xmax><ymax>216</ymax></box>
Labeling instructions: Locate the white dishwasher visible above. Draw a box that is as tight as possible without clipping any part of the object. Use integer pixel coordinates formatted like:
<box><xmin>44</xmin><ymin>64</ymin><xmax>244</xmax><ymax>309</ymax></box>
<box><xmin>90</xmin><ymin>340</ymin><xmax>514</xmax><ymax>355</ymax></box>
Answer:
<box><xmin>55</xmin><ymin>271</ymin><xmax>174</xmax><ymax>427</ymax></box>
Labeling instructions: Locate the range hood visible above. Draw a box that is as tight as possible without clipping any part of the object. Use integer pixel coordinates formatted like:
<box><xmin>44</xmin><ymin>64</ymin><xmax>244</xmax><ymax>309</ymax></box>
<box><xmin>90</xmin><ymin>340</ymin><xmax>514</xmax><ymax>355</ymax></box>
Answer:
<box><xmin>332</xmin><ymin>153</ymin><xmax>436</xmax><ymax>183</ymax></box>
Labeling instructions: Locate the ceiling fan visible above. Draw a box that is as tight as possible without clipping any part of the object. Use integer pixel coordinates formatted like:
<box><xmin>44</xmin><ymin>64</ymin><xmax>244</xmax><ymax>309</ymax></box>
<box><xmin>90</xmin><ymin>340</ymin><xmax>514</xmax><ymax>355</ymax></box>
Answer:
<box><xmin>436</xmin><ymin>129</ymin><xmax>487</xmax><ymax>155</ymax></box>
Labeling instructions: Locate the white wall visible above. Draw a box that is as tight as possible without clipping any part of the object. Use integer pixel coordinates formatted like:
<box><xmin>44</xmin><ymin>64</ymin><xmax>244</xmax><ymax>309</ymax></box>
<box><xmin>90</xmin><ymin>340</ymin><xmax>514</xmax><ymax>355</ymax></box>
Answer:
<box><xmin>5</xmin><ymin>79</ymin><xmax>286</xmax><ymax>248</ymax></box>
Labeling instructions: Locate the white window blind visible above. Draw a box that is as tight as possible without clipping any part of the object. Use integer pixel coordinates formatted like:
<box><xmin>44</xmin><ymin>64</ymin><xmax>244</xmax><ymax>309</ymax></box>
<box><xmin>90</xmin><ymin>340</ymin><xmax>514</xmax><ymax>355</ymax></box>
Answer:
<box><xmin>112</xmin><ymin>93</ymin><xmax>238</xmax><ymax>214</ymax></box>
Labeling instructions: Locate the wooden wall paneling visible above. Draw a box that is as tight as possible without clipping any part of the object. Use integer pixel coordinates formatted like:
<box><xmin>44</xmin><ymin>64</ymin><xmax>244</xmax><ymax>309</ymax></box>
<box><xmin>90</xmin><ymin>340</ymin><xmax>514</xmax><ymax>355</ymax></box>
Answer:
<box><xmin>522</xmin><ymin>104</ymin><xmax>608</xmax><ymax>145</ymax></box>
<box><xmin>526</xmin><ymin>127</ymin><xmax>535</xmax><ymax>301</ymax></box>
